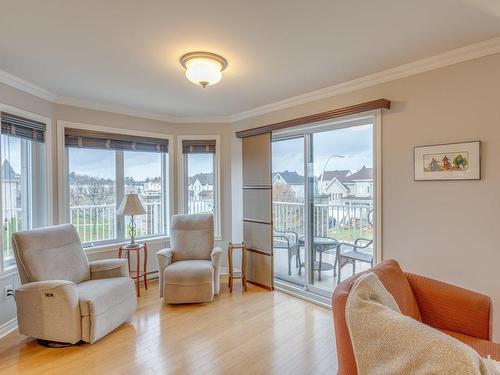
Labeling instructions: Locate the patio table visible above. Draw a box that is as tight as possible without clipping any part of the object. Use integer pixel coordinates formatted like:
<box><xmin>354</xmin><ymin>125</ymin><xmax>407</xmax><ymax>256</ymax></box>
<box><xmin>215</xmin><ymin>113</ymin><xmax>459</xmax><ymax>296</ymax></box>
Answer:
<box><xmin>298</xmin><ymin>236</ymin><xmax>338</xmax><ymax>281</ymax></box>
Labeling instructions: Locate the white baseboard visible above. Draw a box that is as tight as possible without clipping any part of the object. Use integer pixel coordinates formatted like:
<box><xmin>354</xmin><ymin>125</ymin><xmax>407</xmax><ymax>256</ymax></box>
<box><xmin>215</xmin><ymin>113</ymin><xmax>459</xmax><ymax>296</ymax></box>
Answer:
<box><xmin>0</xmin><ymin>318</ymin><xmax>17</xmax><ymax>339</ymax></box>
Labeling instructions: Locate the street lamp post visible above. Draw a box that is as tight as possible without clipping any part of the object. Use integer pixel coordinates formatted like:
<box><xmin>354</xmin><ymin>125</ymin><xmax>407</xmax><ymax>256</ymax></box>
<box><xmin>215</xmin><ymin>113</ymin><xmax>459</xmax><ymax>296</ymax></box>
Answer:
<box><xmin>319</xmin><ymin>154</ymin><xmax>344</xmax><ymax>194</ymax></box>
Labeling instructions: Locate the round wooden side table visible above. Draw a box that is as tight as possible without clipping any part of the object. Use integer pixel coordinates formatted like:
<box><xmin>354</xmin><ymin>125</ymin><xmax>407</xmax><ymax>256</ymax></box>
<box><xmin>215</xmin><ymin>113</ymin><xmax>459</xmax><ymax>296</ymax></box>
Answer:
<box><xmin>118</xmin><ymin>243</ymin><xmax>148</xmax><ymax>297</ymax></box>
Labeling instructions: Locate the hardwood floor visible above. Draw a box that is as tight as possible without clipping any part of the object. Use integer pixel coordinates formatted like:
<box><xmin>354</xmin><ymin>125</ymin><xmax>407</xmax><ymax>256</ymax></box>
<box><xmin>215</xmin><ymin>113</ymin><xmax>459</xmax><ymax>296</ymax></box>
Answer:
<box><xmin>0</xmin><ymin>278</ymin><xmax>337</xmax><ymax>374</ymax></box>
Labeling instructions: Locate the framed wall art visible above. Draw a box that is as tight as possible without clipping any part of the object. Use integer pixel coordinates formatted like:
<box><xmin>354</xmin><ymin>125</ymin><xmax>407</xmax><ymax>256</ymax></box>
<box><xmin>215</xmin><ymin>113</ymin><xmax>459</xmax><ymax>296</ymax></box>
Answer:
<box><xmin>414</xmin><ymin>141</ymin><xmax>481</xmax><ymax>181</ymax></box>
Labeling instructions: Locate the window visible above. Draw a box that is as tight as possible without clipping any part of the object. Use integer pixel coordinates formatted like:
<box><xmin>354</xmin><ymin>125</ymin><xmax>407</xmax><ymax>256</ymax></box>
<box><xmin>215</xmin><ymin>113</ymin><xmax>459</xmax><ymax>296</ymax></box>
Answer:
<box><xmin>64</xmin><ymin>126</ymin><xmax>170</xmax><ymax>246</ymax></box>
<box><xmin>180</xmin><ymin>137</ymin><xmax>220</xmax><ymax>237</ymax></box>
<box><xmin>124</xmin><ymin>151</ymin><xmax>167</xmax><ymax>239</ymax></box>
<box><xmin>1</xmin><ymin>112</ymin><xmax>48</xmax><ymax>270</ymax></box>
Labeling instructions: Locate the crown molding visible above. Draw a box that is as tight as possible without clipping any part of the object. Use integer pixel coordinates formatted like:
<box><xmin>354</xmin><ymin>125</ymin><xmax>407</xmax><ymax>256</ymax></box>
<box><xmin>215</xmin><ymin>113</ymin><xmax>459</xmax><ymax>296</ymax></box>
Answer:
<box><xmin>230</xmin><ymin>36</ymin><xmax>500</xmax><ymax>121</ymax></box>
<box><xmin>1</xmin><ymin>36</ymin><xmax>500</xmax><ymax>123</ymax></box>
<box><xmin>55</xmin><ymin>96</ymin><xmax>232</xmax><ymax>124</ymax></box>
<box><xmin>0</xmin><ymin>69</ymin><xmax>58</xmax><ymax>102</ymax></box>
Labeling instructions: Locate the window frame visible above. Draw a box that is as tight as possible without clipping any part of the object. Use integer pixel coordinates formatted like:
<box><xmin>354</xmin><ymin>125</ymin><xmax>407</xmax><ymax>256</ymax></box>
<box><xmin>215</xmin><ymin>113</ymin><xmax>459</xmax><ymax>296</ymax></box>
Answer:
<box><xmin>177</xmin><ymin>135</ymin><xmax>221</xmax><ymax>239</ymax></box>
<box><xmin>0</xmin><ymin>103</ymin><xmax>53</xmax><ymax>273</ymax></box>
<box><xmin>57</xmin><ymin>121</ymin><xmax>173</xmax><ymax>249</ymax></box>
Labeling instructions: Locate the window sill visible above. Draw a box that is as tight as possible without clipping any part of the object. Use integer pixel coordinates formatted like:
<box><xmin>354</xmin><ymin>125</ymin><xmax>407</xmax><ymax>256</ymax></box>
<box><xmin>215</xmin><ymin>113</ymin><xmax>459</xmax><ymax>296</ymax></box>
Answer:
<box><xmin>84</xmin><ymin>236</ymin><xmax>169</xmax><ymax>254</ymax></box>
<box><xmin>0</xmin><ymin>266</ymin><xmax>18</xmax><ymax>280</ymax></box>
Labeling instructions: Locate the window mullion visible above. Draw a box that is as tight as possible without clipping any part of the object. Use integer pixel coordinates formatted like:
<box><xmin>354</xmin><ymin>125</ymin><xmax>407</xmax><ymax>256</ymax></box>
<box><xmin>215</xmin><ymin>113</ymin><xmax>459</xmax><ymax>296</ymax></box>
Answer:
<box><xmin>116</xmin><ymin>151</ymin><xmax>125</xmax><ymax>239</ymax></box>
<box><xmin>183</xmin><ymin>154</ymin><xmax>189</xmax><ymax>214</ymax></box>
<box><xmin>161</xmin><ymin>153</ymin><xmax>168</xmax><ymax>236</ymax></box>
<box><xmin>21</xmin><ymin>140</ymin><xmax>31</xmax><ymax>230</ymax></box>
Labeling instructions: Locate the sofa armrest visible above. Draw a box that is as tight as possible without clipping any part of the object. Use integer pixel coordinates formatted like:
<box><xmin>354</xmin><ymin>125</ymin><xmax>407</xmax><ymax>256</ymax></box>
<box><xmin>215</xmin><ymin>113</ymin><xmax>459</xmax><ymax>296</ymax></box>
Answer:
<box><xmin>15</xmin><ymin>280</ymin><xmax>81</xmax><ymax>344</ymax></box>
<box><xmin>211</xmin><ymin>247</ymin><xmax>222</xmax><ymax>295</ymax></box>
<box><xmin>157</xmin><ymin>248</ymin><xmax>173</xmax><ymax>298</ymax></box>
<box><xmin>406</xmin><ymin>272</ymin><xmax>492</xmax><ymax>340</ymax></box>
<box><xmin>89</xmin><ymin>259</ymin><xmax>129</xmax><ymax>279</ymax></box>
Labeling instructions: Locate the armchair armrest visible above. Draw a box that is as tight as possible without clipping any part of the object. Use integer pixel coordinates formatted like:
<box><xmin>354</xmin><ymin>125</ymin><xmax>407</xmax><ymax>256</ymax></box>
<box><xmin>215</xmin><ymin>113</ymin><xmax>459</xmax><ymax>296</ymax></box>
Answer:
<box><xmin>406</xmin><ymin>272</ymin><xmax>492</xmax><ymax>340</ymax></box>
<box><xmin>15</xmin><ymin>280</ymin><xmax>81</xmax><ymax>344</ymax></box>
<box><xmin>89</xmin><ymin>259</ymin><xmax>129</xmax><ymax>279</ymax></box>
<box><xmin>211</xmin><ymin>247</ymin><xmax>222</xmax><ymax>295</ymax></box>
<box><xmin>157</xmin><ymin>248</ymin><xmax>173</xmax><ymax>298</ymax></box>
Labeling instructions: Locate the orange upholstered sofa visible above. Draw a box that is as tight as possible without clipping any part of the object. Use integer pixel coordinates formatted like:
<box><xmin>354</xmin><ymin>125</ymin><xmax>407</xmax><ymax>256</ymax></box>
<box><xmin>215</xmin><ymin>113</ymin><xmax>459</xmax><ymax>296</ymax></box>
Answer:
<box><xmin>332</xmin><ymin>259</ymin><xmax>499</xmax><ymax>375</ymax></box>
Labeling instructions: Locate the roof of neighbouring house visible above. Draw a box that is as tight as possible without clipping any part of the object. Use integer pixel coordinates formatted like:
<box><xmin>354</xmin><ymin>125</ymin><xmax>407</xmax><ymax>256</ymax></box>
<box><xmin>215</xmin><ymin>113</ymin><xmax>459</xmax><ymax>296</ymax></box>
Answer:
<box><xmin>1</xmin><ymin>160</ymin><xmax>19</xmax><ymax>180</ymax></box>
<box><xmin>272</xmin><ymin>171</ymin><xmax>304</xmax><ymax>185</ymax></box>
<box><xmin>347</xmin><ymin>166</ymin><xmax>373</xmax><ymax>181</ymax></box>
<box><xmin>189</xmin><ymin>172</ymin><xmax>214</xmax><ymax>186</ymax></box>
<box><xmin>321</xmin><ymin>170</ymin><xmax>351</xmax><ymax>183</ymax></box>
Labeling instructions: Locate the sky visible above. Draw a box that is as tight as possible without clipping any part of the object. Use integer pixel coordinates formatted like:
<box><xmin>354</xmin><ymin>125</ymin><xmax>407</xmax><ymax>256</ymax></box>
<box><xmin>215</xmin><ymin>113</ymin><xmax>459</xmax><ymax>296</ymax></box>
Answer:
<box><xmin>3</xmin><ymin>123</ymin><xmax>371</xmax><ymax>180</ymax></box>
<box><xmin>1</xmin><ymin>136</ymin><xmax>22</xmax><ymax>174</ymax></box>
<box><xmin>272</xmin><ymin>123</ymin><xmax>373</xmax><ymax>176</ymax></box>
<box><xmin>67</xmin><ymin>149</ymin><xmax>213</xmax><ymax>180</ymax></box>
<box><xmin>2</xmin><ymin>142</ymin><xmax>213</xmax><ymax>181</ymax></box>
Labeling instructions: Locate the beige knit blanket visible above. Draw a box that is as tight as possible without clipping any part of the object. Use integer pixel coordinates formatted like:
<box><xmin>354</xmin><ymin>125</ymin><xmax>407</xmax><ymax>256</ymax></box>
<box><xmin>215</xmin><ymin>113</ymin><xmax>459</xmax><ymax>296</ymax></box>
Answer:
<box><xmin>345</xmin><ymin>272</ymin><xmax>500</xmax><ymax>375</ymax></box>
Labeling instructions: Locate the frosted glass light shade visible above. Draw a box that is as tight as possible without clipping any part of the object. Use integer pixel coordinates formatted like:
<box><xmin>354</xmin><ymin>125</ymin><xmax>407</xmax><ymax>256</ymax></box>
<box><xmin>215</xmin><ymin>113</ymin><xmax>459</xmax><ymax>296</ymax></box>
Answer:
<box><xmin>180</xmin><ymin>52</ymin><xmax>228</xmax><ymax>88</ymax></box>
<box><xmin>185</xmin><ymin>59</ymin><xmax>222</xmax><ymax>87</ymax></box>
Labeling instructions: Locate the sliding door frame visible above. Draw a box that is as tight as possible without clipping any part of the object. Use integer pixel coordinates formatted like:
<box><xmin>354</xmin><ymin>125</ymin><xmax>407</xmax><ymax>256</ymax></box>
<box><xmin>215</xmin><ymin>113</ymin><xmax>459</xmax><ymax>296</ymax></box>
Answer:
<box><xmin>272</xmin><ymin>110</ymin><xmax>382</xmax><ymax>303</ymax></box>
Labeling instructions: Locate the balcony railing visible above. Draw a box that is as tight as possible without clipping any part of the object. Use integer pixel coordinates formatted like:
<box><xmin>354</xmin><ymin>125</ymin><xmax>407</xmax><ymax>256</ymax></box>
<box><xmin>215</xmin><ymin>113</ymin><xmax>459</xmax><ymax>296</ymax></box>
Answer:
<box><xmin>69</xmin><ymin>200</ymin><xmax>214</xmax><ymax>244</ymax></box>
<box><xmin>70</xmin><ymin>202</ymin><xmax>163</xmax><ymax>244</ymax></box>
<box><xmin>273</xmin><ymin>201</ymin><xmax>373</xmax><ymax>243</ymax></box>
<box><xmin>187</xmin><ymin>200</ymin><xmax>214</xmax><ymax>215</ymax></box>
<box><xmin>2</xmin><ymin>207</ymin><xmax>24</xmax><ymax>266</ymax></box>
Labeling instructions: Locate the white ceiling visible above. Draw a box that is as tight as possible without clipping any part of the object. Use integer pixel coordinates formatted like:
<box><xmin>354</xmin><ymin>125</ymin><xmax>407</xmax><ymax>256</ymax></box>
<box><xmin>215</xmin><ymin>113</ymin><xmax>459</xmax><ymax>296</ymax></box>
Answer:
<box><xmin>1</xmin><ymin>0</ymin><xmax>500</xmax><ymax>119</ymax></box>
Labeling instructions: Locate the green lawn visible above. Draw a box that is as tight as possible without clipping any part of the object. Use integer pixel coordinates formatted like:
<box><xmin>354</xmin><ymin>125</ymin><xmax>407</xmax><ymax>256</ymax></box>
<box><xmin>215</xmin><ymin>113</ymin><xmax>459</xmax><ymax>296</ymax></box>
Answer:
<box><xmin>326</xmin><ymin>228</ymin><xmax>373</xmax><ymax>243</ymax></box>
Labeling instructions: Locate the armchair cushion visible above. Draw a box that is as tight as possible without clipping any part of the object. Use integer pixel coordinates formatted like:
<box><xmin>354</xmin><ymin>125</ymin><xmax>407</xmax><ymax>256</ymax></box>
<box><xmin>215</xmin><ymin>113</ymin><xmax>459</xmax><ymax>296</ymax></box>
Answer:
<box><xmin>170</xmin><ymin>214</ymin><xmax>214</xmax><ymax>262</ymax></box>
<box><xmin>163</xmin><ymin>260</ymin><xmax>214</xmax><ymax>285</ymax></box>
<box><xmin>163</xmin><ymin>260</ymin><xmax>214</xmax><ymax>304</ymax></box>
<box><xmin>77</xmin><ymin>277</ymin><xmax>134</xmax><ymax>316</ymax></box>
<box><xmin>12</xmin><ymin>224</ymin><xmax>90</xmax><ymax>284</ymax></box>
<box><xmin>89</xmin><ymin>259</ymin><xmax>129</xmax><ymax>279</ymax></box>
<box><xmin>77</xmin><ymin>277</ymin><xmax>136</xmax><ymax>343</ymax></box>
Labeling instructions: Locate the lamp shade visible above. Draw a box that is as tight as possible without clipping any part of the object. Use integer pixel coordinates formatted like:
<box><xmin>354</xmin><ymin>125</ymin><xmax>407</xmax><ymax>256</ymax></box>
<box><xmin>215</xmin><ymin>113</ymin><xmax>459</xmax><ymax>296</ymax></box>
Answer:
<box><xmin>116</xmin><ymin>194</ymin><xmax>146</xmax><ymax>216</ymax></box>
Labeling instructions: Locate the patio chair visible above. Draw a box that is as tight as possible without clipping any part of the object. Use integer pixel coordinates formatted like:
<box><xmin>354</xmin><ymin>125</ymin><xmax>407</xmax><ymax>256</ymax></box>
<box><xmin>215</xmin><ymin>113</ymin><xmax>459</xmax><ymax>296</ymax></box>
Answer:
<box><xmin>273</xmin><ymin>228</ymin><xmax>300</xmax><ymax>276</ymax></box>
<box><xmin>336</xmin><ymin>237</ymin><xmax>373</xmax><ymax>283</ymax></box>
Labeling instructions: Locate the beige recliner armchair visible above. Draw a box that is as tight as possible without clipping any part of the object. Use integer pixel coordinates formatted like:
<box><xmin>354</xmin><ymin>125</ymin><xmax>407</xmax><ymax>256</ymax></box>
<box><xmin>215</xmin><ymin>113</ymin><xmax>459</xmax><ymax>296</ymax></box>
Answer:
<box><xmin>157</xmin><ymin>214</ymin><xmax>222</xmax><ymax>304</ymax></box>
<box><xmin>12</xmin><ymin>224</ymin><xmax>137</xmax><ymax>345</ymax></box>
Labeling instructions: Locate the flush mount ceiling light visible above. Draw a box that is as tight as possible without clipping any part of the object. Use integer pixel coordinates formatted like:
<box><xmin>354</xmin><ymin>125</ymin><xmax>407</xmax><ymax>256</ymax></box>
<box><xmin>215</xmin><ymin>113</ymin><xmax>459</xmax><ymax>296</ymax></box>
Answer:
<box><xmin>180</xmin><ymin>52</ymin><xmax>228</xmax><ymax>88</ymax></box>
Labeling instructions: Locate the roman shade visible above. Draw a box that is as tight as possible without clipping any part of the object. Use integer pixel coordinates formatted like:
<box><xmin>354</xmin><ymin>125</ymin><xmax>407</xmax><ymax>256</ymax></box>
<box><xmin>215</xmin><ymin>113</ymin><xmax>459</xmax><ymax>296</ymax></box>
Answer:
<box><xmin>182</xmin><ymin>139</ymin><xmax>216</xmax><ymax>154</ymax></box>
<box><xmin>242</xmin><ymin>133</ymin><xmax>273</xmax><ymax>289</ymax></box>
<box><xmin>1</xmin><ymin>112</ymin><xmax>46</xmax><ymax>143</ymax></box>
<box><xmin>64</xmin><ymin>128</ymin><xmax>168</xmax><ymax>153</ymax></box>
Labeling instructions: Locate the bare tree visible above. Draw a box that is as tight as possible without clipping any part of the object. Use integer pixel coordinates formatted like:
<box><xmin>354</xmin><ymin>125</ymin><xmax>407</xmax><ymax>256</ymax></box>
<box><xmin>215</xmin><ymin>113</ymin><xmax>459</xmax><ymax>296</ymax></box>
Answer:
<box><xmin>272</xmin><ymin>183</ymin><xmax>297</xmax><ymax>203</ymax></box>
<box><xmin>70</xmin><ymin>174</ymin><xmax>115</xmax><ymax>238</ymax></box>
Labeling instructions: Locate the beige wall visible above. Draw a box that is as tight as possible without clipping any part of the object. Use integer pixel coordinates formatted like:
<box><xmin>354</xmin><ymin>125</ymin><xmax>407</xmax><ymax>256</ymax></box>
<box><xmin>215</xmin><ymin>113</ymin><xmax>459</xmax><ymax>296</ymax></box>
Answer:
<box><xmin>234</xmin><ymin>52</ymin><xmax>500</xmax><ymax>341</ymax></box>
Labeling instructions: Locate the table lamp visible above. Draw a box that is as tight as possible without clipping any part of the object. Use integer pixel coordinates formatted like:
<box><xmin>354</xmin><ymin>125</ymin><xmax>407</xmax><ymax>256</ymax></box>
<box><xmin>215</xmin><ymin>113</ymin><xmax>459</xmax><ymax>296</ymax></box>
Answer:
<box><xmin>116</xmin><ymin>193</ymin><xmax>146</xmax><ymax>249</ymax></box>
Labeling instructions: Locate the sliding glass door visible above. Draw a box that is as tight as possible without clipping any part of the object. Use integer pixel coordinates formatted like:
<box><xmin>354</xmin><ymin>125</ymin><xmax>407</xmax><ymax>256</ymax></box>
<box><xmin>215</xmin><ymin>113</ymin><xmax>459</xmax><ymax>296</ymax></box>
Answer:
<box><xmin>272</xmin><ymin>116</ymin><xmax>376</xmax><ymax>299</ymax></box>
<box><xmin>272</xmin><ymin>136</ymin><xmax>305</xmax><ymax>286</ymax></box>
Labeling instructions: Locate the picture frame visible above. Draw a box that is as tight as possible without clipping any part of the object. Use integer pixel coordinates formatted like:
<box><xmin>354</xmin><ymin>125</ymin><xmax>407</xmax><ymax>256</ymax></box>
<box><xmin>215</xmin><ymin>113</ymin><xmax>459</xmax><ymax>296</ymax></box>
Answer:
<box><xmin>414</xmin><ymin>141</ymin><xmax>481</xmax><ymax>181</ymax></box>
